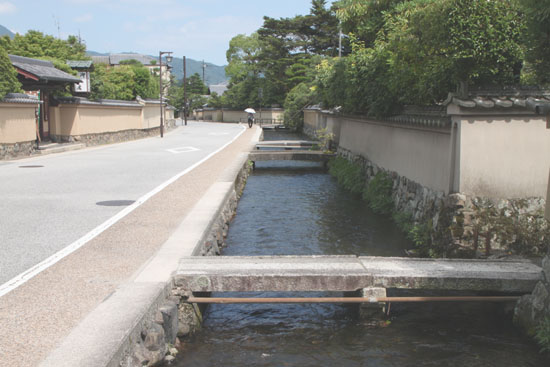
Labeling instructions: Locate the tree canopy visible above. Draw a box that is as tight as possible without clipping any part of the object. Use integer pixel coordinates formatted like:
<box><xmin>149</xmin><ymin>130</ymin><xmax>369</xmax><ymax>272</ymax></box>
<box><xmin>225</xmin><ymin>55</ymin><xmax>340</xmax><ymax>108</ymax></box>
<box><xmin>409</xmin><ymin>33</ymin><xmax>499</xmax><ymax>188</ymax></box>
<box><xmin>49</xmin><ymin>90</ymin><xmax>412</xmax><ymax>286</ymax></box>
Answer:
<box><xmin>167</xmin><ymin>73</ymin><xmax>209</xmax><ymax>112</ymax></box>
<box><xmin>90</xmin><ymin>63</ymin><xmax>159</xmax><ymax>101</ymax></box>
<box><xmin>518</xmin><ymin>0</ymin><xmax>550</xmax><ymax>84</ymax></box>
<box><xmin>0</xmin><ymin>30</ymin><xmax>86</xmax><ymax>65</ymax></box>
<box><xmin>0</xmin><ymin>45</ymin><xmax>21</xmax><ymax>100</ymax></box>
<box><xmin>222</xmin><ymin>0</ymin><xmax>343</xmax><ymax>109</ymax></box>
<box><xmin>315</xmin><ymin>0</ymin><xmax>527</xmax><ymax>117</ymax></box>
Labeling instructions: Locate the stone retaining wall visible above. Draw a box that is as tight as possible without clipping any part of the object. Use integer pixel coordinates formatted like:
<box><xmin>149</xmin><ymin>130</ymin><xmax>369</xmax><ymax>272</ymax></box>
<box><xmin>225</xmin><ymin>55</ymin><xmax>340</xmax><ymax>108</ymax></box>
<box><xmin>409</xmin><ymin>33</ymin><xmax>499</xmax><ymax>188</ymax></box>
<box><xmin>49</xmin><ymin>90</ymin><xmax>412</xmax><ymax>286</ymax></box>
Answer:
<box><xmin>123</xmin><ymin>159</ymin><xmax>251</xmax><ymax>366</ymax></box>
<box><xmin>51</xmin><ymin>120</ymin><xmax>176</xmax><ymax>146</ymax></box>
<box><xmin>336</xmin><ymin>147</ymin><xmax>550</xmax><ymax>349</ymax></box>
<box><xmin>0</xmin><ymin>141</ymin><xmax>35</xmax><ymax>160</ymax></box>
<box><xmin>338</xmin><ymin>147</ymin><xmax>548</xmax><ymax>257</ymax></box>
<box><xmin>515</xmin><ymin>255</ymin><xmax>550</xmax><ymax>339</ymax></box>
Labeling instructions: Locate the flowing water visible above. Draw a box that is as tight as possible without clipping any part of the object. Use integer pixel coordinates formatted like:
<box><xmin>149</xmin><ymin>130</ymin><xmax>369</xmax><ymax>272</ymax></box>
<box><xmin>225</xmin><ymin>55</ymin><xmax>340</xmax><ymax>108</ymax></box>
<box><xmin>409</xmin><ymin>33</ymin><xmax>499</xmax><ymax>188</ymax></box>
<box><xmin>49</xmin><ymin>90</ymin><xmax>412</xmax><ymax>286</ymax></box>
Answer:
<box><xmin>175</xmin><ymin>132</ymin><xmax>549</xmax><ymax>367</ymax></box>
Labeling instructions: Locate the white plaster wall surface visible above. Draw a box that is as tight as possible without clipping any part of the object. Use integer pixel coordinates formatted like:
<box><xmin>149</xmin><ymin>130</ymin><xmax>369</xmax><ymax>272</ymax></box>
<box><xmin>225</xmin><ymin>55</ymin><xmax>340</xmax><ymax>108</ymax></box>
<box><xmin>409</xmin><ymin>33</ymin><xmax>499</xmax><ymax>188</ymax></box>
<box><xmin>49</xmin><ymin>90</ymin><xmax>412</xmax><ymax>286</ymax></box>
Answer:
<box><xmin>338</xmin><ymin>118</ymin><xmax>451</xmax><ymax>192</ymax></box>
<box><xmin>459</xmin><ymin>118</ymin><xmax>550</xmax><ymax>198</ymax></box>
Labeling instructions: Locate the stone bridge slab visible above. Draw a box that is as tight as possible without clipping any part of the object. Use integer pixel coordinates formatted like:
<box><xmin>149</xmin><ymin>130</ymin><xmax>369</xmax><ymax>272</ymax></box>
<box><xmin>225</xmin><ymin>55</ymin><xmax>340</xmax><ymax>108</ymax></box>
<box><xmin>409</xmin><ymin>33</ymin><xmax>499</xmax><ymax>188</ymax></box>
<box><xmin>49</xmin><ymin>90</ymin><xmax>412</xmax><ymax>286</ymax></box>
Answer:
<box><xmin>248</xmin><ymin>151</ymin><xmax>335</xmax><ymax>162</ymax></box>
<box><xmin>175</xmin><ymin>256</ymin><xmax>542</xmax><ymax>294</ymax></box>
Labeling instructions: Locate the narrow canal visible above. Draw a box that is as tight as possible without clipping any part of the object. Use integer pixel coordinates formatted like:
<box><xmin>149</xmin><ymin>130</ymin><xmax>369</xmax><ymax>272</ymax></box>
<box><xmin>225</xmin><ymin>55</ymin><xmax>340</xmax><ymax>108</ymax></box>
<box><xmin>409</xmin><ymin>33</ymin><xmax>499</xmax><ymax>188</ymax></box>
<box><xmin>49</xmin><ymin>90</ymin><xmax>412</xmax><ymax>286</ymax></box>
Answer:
<box><xmin>175</xmin><ymin>132</ymin><xmax>549</xmax><ymax>367</ymax></box>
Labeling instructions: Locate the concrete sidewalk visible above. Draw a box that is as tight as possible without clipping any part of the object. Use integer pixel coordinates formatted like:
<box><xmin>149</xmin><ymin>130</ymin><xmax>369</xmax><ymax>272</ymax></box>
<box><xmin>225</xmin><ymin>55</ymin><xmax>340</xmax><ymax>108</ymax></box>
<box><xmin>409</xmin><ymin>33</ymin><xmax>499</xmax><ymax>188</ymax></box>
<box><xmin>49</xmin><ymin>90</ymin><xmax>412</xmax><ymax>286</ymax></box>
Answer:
<box><xmin>0</xmin><ymin>123</ymin><xmax>261</xmax><ymax>366</ymax></box>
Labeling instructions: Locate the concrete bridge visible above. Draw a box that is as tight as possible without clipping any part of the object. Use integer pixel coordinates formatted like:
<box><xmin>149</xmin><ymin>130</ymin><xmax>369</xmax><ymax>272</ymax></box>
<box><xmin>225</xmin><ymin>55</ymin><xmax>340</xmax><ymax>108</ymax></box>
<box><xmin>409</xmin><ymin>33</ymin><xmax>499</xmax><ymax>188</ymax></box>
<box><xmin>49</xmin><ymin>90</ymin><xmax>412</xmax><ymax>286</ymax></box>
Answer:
<box><xmin>249</xmin><ymin>140</ymin><xmax>335</xmax><ymax>167</ymax></box>
<box><xmin>249</xmin><ymin>151</ymin><xmax>335</xmax><ymax>166</ymax></box>
<box><xmin>175</xmin><ymin>255</ymin><xmax>543</xmax><ymax>295</ymax></box>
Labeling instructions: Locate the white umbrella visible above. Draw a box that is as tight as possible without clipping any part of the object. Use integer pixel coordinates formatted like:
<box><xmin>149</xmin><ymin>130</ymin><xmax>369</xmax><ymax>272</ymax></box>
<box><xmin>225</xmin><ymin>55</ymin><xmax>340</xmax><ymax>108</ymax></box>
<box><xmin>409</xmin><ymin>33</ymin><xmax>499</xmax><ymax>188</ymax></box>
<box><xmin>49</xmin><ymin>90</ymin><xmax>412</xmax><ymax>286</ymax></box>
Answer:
<box><xmin>244</xmin><ymin>108</ymin><xmax>256</xmax><ymax>114</ymax></box>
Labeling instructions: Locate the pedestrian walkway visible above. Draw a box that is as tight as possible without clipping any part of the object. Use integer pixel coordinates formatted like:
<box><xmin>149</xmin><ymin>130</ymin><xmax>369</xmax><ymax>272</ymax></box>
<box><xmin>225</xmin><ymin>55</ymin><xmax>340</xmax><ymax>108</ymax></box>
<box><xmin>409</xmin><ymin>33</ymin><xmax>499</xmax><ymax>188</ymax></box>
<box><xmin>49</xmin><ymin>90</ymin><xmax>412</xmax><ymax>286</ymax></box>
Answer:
<box><xmin>0</xmin><ymin>124</ymin><xmax>260</xmax><ymax>366</ymax></box>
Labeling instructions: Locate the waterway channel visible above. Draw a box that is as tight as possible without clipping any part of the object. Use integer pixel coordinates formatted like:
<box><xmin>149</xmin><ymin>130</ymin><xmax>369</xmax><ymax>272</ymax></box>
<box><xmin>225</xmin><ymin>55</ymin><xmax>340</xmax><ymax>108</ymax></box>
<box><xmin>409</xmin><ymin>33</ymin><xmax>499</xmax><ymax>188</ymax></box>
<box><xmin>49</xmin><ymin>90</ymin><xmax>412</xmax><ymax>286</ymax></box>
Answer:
<box><xmin>174</xmin><ymin>132</ymin><xmax>549</xmax><ymax>367</ymax></box>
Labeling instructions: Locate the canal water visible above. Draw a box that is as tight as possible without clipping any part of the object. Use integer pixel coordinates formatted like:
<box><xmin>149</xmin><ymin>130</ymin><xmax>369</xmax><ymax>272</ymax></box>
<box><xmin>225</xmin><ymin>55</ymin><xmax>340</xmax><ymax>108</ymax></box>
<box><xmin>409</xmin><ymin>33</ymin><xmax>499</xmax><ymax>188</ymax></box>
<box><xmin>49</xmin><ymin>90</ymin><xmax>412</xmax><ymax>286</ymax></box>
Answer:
<box><xmin>175</xmin><ymin>133</ymin><xmax>549</xmax><ymax>367</ymax></box>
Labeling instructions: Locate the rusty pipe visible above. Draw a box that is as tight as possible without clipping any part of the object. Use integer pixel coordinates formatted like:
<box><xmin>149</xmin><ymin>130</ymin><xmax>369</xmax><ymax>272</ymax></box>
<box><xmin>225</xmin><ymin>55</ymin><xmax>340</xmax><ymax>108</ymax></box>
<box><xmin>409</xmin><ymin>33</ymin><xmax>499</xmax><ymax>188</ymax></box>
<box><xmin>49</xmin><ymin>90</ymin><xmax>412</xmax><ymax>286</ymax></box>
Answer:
<box><xmin>185</xmin><ymin>296</ymin><xmax>520</xmax><ymax>304</ymax></box>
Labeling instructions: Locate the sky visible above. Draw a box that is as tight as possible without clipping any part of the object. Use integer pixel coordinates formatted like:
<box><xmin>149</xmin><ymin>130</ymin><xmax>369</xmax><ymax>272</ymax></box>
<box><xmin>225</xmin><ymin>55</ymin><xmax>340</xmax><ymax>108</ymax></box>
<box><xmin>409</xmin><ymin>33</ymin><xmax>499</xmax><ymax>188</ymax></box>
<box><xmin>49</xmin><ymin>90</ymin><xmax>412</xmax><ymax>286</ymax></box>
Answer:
<box><xmin>0</xmin><ymin>0</ymin><xmax>335</xmax><ymax>66</ymax></box>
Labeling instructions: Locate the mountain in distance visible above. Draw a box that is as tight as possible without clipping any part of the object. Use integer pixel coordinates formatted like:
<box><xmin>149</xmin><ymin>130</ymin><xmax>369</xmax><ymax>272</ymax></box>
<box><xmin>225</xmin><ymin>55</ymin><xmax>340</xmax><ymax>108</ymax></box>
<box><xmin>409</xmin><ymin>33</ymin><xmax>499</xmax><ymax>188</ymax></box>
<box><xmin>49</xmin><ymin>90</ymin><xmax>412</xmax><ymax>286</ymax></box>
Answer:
<box><xmin>86</xmin><ymin>51</ymin><xmax>228</xmax><ymax>85</ymax></box>
<box><xmin>1</xmin><ymin>26</ymin><xmax>228</xmax><ymax>85</ymax></box>
<box><xmin>170</xmin><ymin>56</ymin><xmax>228</xmax><ymax>86</ymax></box>
<box><xmin>0</xmin><ymin>24</ymin><xmax>15</xmax><ymax>38</ymax></box>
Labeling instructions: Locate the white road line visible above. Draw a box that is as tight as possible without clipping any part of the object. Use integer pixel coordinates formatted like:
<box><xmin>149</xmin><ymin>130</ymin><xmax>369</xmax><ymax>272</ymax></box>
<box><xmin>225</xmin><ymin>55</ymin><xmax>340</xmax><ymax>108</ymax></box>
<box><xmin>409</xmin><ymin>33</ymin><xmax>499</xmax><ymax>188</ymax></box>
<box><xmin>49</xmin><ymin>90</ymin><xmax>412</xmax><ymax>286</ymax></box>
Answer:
<box><xmin>0</xmin><ymin>125</ymin><xmax>246</xmax><ymax>298</ymax></box>
<box><xmin>166</xmin><ymin>146</ymin><xmax>200</xmax><ymax>154</ymax></box>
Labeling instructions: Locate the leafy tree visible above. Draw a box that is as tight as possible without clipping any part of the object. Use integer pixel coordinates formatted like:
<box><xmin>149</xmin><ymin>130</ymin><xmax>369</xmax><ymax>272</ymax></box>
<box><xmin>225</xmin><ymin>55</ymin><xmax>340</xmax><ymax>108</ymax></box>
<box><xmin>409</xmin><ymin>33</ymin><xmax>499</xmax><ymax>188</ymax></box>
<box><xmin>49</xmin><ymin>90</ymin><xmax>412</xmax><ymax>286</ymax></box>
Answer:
<box><xmin>167</xmin><ymin>73</ymin><xmax>209</xmax><ymax>111</ymax></box>
<box><xmin>335</xmin><ymin>0</ymin><xmax>404</xmax><ymax>47</ymax></box>
<box><xmin>518</xmin><ymin>0</ymin><xmax>550</xmax><ymax>84</ymax></box>
<box><xmin>223</xmin><ymin>0</ymin><xmax>342</xmax><ymax>109</ymax></box>
<box><xmin>0</xmin><ymin>30</ymin><xmax>86</xmax><ymax>61</ymax></box>
<box><xmin>187</xmin><ymin>73</ymin><xmax>208</xmax><ymax>95</ymax></box>
<box><xmin>383</xmin><ymin>0</ymin><xmax>524</xmax><ymax>103</ymax></box>
<box><xmin>119</xmin><ymin>59</ymin><xmax>143</xmax><ymax>66</ymax></box>
<box><xmin>284</xmin><ymin>82</ymin><xmax>317</xmax><ymax>131</ymax></box>
<box><xmin>322</xmin><ymin>0</ymin><xmax>525</xmax><ymax>116</ymax></box>
<box><xmin>0</xmin><ymin>45</ymin><xmax>22</xmax><ymax>99</ymax></box>
<box><xmin>90</xmin><ymin>63</ymin><xmax>158</xmax><ymax>101</ymax></box>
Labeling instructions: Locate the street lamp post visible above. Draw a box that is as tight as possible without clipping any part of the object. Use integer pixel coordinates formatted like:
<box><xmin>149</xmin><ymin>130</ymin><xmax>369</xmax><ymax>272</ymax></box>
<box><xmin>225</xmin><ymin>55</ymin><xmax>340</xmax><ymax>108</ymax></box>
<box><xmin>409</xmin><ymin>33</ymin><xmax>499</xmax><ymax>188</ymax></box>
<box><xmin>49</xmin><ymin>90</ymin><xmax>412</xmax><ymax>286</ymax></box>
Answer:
<box><xmin>159</xmin><ymin>51</ymin><xmax>173</xmax><ymax>138</ymax></box>
<box><xmin>183</xmin><ymin>56</ymin><xmax>188</xmax><ymax>126</ymax></box>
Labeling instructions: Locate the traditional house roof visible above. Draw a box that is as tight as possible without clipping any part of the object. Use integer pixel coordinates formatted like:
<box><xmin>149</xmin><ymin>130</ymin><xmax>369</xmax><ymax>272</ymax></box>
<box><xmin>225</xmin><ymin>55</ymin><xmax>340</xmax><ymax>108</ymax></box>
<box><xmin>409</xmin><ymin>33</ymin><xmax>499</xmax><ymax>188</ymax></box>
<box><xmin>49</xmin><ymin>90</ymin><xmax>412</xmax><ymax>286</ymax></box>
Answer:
<box><xmin>209</xmin><ymin>83</ymin><xmax>228</xmax><ymax>96</ymax></box>
<box><xmin>444</xmin><ymin>88</ymin><xmax>550</xmax><ymax>115</ymax></box>
<box><xmin>55</xmin><ymin>96</ymin><xmax>141</xmax><ymax>108</ymax></box>
<box><xmin>9</xmin><ymin>55</ymin><xmax>82</xmax><ymax>85</ymax></box>
<box><xmin>1</xmin><ymin>93</ymin><xmax>41</xmax><ymax>104</ymax></box>
<box><xmin>91</xmin><ymin>53</ymin><xmax>157</xmax><ymax>66</ymax></box>
<box><xmin>66</xmin><ymin>60</ymin><xmax>93</xmax><ymax>69</ymax></box>
<box><xmin>90</xmin><ymin>55</ymin><xmax>110</xmax><ymax>64</ymax></box>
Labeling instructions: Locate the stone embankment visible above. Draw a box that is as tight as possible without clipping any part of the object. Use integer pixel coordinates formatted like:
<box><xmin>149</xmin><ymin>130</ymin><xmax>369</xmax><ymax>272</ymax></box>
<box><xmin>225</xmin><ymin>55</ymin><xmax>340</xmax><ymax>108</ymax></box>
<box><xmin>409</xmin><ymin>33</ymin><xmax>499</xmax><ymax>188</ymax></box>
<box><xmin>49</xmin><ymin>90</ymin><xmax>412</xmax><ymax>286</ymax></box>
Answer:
<box><xmin>334</xmin><ymin>147</ymin><xmax>549</xmax><ymax>350</ymax></box>
<box><xmin>124</xmin><ymin>161</ymin><xmax>250</xmax><ymax>367</ymax></box>
<box><xmin>515</xmin><ymin>255</ymin><xmax>550</xmax><ymax>338</ymax></box>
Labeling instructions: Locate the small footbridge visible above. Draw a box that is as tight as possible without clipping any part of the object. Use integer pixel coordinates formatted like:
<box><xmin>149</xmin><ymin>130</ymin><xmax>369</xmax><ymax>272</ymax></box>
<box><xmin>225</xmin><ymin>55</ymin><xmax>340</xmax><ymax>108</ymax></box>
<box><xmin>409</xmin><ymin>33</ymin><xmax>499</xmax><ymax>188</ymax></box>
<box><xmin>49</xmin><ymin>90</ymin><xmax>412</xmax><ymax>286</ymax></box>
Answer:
<box><xmin>249</xmin><ymin>140</ymin><xmax>335</xmax><ymax>167</ymax></box>
<box><xmin>175</xmin><ymin>256</ymin><xmax>542</xmax><ymax>305</ymax></box>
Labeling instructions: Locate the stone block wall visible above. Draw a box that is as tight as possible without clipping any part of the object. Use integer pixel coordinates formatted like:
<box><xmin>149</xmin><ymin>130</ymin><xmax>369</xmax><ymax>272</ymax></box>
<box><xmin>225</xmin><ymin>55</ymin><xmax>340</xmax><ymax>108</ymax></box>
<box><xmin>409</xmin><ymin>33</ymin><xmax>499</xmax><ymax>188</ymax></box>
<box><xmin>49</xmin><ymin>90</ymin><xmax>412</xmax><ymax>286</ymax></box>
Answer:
<box><xmin>0</xmin><ymin>141</ymin><xmax>35</xmax><ymax>160</ymax></box>
<box><xmin>514</xmin><ymin>255</ymin><xmax>550</xmax><ymax>337</ymax></box>
<box><xmin>123</xmin><ymin>160</ymin><xmax>250</xmax><ymax>366</ymax></box>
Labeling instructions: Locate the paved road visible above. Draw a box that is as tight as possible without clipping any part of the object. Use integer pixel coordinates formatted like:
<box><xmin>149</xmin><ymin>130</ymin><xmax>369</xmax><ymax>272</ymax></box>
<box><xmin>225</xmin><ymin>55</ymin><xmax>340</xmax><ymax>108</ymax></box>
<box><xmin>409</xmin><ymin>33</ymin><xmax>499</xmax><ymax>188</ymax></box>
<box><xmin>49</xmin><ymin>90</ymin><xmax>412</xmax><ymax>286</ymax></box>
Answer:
<box><xmin>0</xmin><ymin>121</ymin><xmax>244</xmax><ymax>288</ymax></box>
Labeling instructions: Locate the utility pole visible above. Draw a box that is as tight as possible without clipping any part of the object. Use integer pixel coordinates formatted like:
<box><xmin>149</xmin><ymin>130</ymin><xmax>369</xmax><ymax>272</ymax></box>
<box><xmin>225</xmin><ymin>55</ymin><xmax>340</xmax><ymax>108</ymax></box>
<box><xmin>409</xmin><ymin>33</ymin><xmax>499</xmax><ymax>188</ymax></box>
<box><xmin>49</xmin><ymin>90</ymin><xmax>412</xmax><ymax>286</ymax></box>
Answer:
<box><xmin>202</xmin><ymin>60</ymin><xmax>207</xmax><ymax>85</ymax></box>
<box><xmin>158</xmin><ymin>51</ymin><xmax>173</xmax><ymax>138</ymax></box>
<box><xmin>183</xmin><ymin>56</ymin><xmax>187</xmax><ymax>126</ymax></box>
<box><xmin>338</xmin><ymin>25</ymin><xmax>342</xmax><ymax>58</ymax></box>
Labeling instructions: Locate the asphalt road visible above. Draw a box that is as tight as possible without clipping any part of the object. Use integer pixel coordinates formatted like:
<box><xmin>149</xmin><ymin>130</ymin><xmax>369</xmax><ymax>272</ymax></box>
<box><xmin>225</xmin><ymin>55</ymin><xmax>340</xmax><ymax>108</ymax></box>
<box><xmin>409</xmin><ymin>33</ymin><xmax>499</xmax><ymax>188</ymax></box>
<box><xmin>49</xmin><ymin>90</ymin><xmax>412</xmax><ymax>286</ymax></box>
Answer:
<box><xmin>0</xmin><ymin>121</ymin><xmax>245</xmax><ymax>288</ymax></box>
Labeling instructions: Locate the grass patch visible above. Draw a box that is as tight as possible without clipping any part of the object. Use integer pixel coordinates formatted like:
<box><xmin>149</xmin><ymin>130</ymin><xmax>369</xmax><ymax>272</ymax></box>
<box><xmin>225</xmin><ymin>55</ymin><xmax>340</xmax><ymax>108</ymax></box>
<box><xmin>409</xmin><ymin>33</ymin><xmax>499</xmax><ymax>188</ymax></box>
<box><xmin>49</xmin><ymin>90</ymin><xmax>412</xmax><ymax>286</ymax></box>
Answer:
<box><xmin>535</xmin><ymin>315</ymin><xmax>550</xmax><ymax>354</ymax></box>
<box><xmin>362</xmin><ymin>171</ymin><xmax>393</xmax><ymax>215</ymax></box>
<box><xmin>328</xmin><ymin>157</ymin><xmax>365</xmax><ymax>194</ymax></box>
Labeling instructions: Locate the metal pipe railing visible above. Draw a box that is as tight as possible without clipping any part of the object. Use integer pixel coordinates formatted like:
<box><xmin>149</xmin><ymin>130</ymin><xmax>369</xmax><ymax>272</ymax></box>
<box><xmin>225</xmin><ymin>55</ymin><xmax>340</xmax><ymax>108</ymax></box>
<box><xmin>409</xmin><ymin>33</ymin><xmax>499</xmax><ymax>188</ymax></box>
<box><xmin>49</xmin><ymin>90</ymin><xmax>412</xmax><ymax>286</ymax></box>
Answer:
<box><xmin>185</xmin><ymin>296</ymin><xmax>521</xmax><ymax>304</ymax></box>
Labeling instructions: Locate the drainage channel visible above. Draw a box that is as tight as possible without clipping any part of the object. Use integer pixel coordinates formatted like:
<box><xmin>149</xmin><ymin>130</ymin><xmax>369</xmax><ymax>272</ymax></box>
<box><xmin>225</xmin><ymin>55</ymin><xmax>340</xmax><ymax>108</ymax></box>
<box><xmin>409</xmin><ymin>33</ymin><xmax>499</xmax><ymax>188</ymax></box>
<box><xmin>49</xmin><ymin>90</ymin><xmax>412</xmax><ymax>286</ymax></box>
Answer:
<box><xmin>172</xmin><ymin>132</ymin><xmax>549</xmax><ymax>367</ymax></box>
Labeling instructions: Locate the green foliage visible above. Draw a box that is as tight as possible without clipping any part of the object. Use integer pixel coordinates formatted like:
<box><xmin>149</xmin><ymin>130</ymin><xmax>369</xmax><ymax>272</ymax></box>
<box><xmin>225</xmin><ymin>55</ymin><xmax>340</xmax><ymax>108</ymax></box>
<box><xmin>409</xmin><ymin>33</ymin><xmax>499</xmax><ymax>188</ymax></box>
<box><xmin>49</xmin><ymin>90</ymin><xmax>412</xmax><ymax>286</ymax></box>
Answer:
<box><xmin>167</xmin><ymin>73</ymin><xmax>209</xmax><ymax>111</ymax></box>
<box><xmin>518</xmin><ymin>0</ymin><xmax>550</xmax><ymax>84</ymax></box>
<box><xmin>466</xmin><ymin>199</ymin><xmax>550</xmax><ymax>257</ymax></box>
<box><xmin>535</xmin><ymin>316</ymin><xmax>550</xmax><ymax>354</ymax></box>
<box><xmin>0</xmin><ymin>45</ymin><xmax>21</xmax><ymax>99</ymax></box>
<box><xmin>0</xmin><ymin>30</ymin><xmax>86</xmax><ymax>97</ymax></box>
<box><xmin>90</xmin><ymin>63</ymin><xmax>158</xmax><ymax>100</ymax></box>
<box><xmin>328</xmin><ymin>157</ymin><xmax>365</xmax><ymax>194</ymax></box>
<box><xmin>312</xmin><ymin>127</ymin><xmax>335</xmax><ymax>152</ymax></box>
<box><xmin>1</xmin><ymin>30</ymin><xmax>87</xmax><ymax>61</ymax></box>
<box><xmin>408</xmin><ymin>220</ymin><xmax>438</xmax><ymax>257</ymax></box>
<box><xmin>323</xmin><ymin>0</ymin><xmax>526</xmax><ymax>116</ymax></box>
<box><xmin>362</xmin><ymin>171</ymin><xmax>394</xmax><ymax>215</ymax></box>
<box><xmin>119</xmin><ymin>59</ymin><xmax>143</xmax><ymax>66</ymax></box>
<box><xmin>392</xmin><ymin>211</ymin><xmax>414</xmax><ymax>234</ymax></box>
<box><xmin>283</xmin><ymin>82</ymin><xmax>317</xmax><ymax>131</ymax></box>
<box><xmin>335</xmin><ymin>0</ymin><xmax>403</xmax><ymax>47</ymax></box>
<box><xmin>223</xmin><ymin>0</ymin><xmax>343</xmax><ymax>109</ymax></box>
